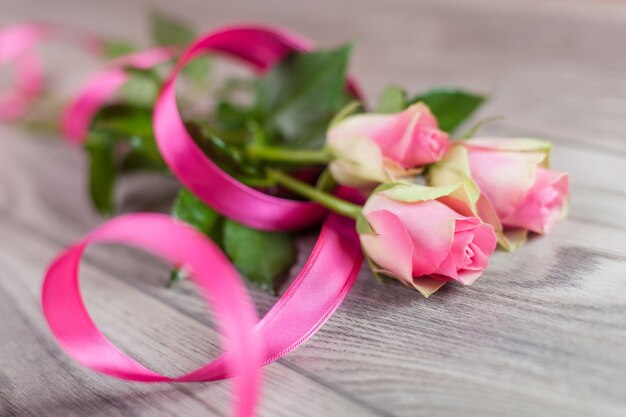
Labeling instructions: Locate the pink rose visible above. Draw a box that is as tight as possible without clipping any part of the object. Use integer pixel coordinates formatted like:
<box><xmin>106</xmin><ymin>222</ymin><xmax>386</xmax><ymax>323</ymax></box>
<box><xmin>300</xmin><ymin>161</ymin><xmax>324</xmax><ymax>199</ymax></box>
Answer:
<box><xmin>358</xmin><ymin>184</ymin><xmax>497</xmax><ymax>297</ymax></box>
<box><xmin>428</xmin><ymin>138</ymin><xmax>569</xmax><ymax>249</ymax></box>
<box><xmin>327</xmin><ymin>103</ymin><xmax>449</xmax><ymax>188</ymax></box>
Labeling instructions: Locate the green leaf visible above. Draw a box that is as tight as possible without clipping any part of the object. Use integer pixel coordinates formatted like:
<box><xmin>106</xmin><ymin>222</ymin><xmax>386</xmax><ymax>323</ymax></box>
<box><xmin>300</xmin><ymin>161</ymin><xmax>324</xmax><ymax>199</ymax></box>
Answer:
<box><xmin>216</xmin><ymin>101</ymin><xmax>252</xmax><ymax>131</ymax></box>
<box><xmin>150</xmin><ymin>10</ymin><xmax>211</xmax><ymax>88</ymax></box>
<box><xmin>254</xmin><ymin>45</ymin><xmax>352</xmax><ymax>149</ymax></box>
<box><xmin>150</xmin><ymin>10</ymin><xmax>196</xmax><ymax>46</ymax></box>
<box><xmin>120</xmin><ymin>70</ymin><xmax>161</xmax><ymax>107</ymax></box>
<box><xmin>121</xmin><ymin>136</ymin><xmax>166</xmax><ymax>172</ymax></box>
<box><xmin>92</xmin><ymin>104</ymin><xmax>154</xmax><ymax>138</ymax></box>
<box><xmin>86</xmin><ymin>133</ymin><xmax>117</xmax><ymax>215</ymax></box>
<box><xmin>172</xmin><ymin>188</ymin><xmax>223</xmax><ymax>244</ymax></box>
<box><xmin>409</xmin><ymin>88</ymin><xmax>486</xmax><ymax>133</ymax></box>
<box><xmin>223</xmin><ymin>220</ymin><xmax>297</xmax><ymax>294</ymax></box>
<box><xmin>183</xmin><ymin>56</ymin><xmax>212</xmax><ymax>89</ymax></box>
<box><xmin>103</xmin><ymin>40</ymin><xmax>136</xmax><ymax>59</ymax></box>
<box><xmin>377</xmin><ymin>86</ymin><xmax>407</xmax><ymax>113</ymax></box>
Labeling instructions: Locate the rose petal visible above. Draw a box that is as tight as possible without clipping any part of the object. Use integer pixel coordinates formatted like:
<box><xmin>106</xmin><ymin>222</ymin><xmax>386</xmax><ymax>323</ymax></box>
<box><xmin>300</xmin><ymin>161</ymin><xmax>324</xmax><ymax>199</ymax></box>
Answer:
<box><xmin>364</xmin><ymin>196</ymin><xmax>457</xmax><ymax>276</ymax></box>
<box><xmin>329</xmin><ymin>103</ymin><xmax>449</xmax><ymax>169</ymax></box>
<box><xmin>464</xmin><ymin>137</ymin><xmax>551</xmax><ymax>155</ymax></box>
<box><xmin>467</xmin><ymin>148</ymin><xmax>546</xmax><ymax>218</ymax></box>
<box><xmin>372</xmin><ymin>103</ymin><xmax>449</xmax><ymax>167</ymax></box>
<box><xmin>359</xmin><ymin>209</ymin><xmax>414</xmax><ymax>285</ymax></box>
<box><xmin>328</xmin><ymin>135</ymin><xmax>388</xmax><ymax>188</ymax></box>
<box><xmin>502</xmin><ymin>168</ymin><xmax>569</xmax><ymax>234</ymax></box>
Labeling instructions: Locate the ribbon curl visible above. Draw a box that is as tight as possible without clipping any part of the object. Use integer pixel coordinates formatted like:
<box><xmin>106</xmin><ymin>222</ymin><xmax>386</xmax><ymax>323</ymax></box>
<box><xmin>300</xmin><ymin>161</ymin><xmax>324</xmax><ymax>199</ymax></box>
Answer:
<box><xmin>153</xmin><ymin>25</ymin><xmax>361</xmax><ymax>231</ymax></box>
<box><xmin>42</xmin><ymin>214</ymin><xmax>263</xmax><ymax>417</ymax></box>
<box><xmin>35</xmin><ymin>24</ymin><xmax>366</xmax><ymax>417</ymax></box>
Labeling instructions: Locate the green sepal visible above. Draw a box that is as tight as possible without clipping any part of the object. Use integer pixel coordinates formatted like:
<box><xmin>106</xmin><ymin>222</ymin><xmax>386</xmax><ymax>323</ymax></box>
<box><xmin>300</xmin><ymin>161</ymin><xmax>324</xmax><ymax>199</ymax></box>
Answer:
<box><xmin>373</xmin><ymin>182</ymin><xmax>461</xmax><ymax>203</ymax></box>
<box><xmin>329</xmin><ymin>100</ymin><xmax>362</xmax><ymax>128</ymax></box>
<box><xmin>460</xmin><ymin>116</ymin><xmax>505</xmax><ymax>139</ymax></box>
<box><xmin>356</xmin><ymin>213</ymin><xmax>375</xmax><ymax>235</ymax></box>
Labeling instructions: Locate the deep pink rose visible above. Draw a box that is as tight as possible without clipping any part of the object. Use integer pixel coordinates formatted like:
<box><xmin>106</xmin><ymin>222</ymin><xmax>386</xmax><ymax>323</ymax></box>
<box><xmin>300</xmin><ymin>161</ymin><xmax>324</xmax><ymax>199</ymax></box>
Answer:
<box><xmin>359</xmin><ymin>184</ymin><xmax>497</xmax><ymax>296</ymax></box>
<box><xmin>327</xmin><ymin>103</ymin><xmax>449</xmax><ymax>188</ymax></box>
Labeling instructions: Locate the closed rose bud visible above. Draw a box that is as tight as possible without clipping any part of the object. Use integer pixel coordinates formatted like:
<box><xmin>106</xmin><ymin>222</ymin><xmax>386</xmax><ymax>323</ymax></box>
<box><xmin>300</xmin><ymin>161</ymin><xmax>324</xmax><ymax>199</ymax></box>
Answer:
<box><xmin>428</xmin><ymin>138</ymin><xmax>569</xmax><ymax>249</ymax></box>
<box><xmin>358</xmin><ymin>183</ymin><xmax>497</xmax><ymax>297</ymax></box>
<box><xmin>327</xmin><ymin>103</ymin><xmax>449</xmax><ymax>188</ymax></box>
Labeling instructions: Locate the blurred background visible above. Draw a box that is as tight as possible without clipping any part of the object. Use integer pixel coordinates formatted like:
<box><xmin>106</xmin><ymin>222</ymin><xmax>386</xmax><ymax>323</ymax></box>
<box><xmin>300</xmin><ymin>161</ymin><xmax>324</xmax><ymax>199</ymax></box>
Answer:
<box><xmin>2</xmin><ymin>0</ymin><xmax>626</xmax><ymax>150</ymax></box>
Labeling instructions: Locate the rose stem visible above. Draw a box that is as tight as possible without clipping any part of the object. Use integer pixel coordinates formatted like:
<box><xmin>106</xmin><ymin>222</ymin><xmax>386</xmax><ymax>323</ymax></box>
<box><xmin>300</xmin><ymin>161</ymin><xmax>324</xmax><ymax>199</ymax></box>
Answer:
<box><xmin>246</xmin><ymin>144</ymin><xmax>334</xmax><ymax>166</ymax></box>
<box><xmin>267</xmin><ymin>169</ymin><xmax>362</xmax><ymax>220</ymax></box>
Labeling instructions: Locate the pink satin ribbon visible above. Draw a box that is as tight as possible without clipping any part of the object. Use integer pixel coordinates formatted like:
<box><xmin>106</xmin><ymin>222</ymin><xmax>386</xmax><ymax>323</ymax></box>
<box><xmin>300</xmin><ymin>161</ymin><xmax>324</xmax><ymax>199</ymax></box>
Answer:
<box><xmin>153</xmin><ymin>25</ymin><xmax>361</xmax><ymax>231</ymax></box>
<box><xmin>42</xmin><ymin>214</ymin><xmax>262</xmax><ymax>416</ymax></box>
<box><xmin>43</xmin><ymin>213</ymin><xmax>362</xmax><ymax>417</ymax></box>
<box><xmin>61</xmin><ymin>47</ymin><xmax>175</xmax><ymax>143</ymax></box>
<box><xmin>0</xmin><ymin>23</ymin><xmax>103</xmax><ymax>121</ymax></box>
<box><xmin>34</xmin><ymin>23</ymin><xmax>366</xmax><ymax>417</ymax></box>
<box><xmin>0</xmin><ymin>24</ymin><xmax>49</xmax><ymax>121</ymax></box>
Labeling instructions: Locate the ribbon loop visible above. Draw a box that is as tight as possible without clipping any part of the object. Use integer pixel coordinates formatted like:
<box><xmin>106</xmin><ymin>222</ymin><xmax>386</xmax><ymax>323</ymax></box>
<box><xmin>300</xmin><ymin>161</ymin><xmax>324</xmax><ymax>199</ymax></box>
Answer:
<box><xmin>42</xmin><ymin>213</ymin><xmax>262</xmax><ymax>417</ymax></box>
<box><xmin>153</xmin><ymin>25</ymin><xmax>340</xmax><ymax>231</ymax></box>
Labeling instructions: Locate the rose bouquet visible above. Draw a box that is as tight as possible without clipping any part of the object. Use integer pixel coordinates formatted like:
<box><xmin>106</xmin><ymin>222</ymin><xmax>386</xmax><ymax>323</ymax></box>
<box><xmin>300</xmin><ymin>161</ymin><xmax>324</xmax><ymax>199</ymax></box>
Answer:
<box><xmin>0</xmin><ymin>11</ymin><xmax>569</xmax><ymax>417</ymax></box>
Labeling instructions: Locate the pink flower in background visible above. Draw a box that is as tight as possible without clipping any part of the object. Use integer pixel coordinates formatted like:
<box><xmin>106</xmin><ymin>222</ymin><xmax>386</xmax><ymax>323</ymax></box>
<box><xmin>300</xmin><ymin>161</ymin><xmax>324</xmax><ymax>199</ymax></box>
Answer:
<box><xmin>358</xmin><ymin>184</ymin><xmax>497</xmax><ymax>297</ymax></box>
<box><xmin>428</xmin><ymin>139</ymin><xmax>569</xmax><ymax>248</ymax></box>
<box><xmin>327</xmin><ymin>103</ymin><xmax>449</xmax><ymax>188</ymax></box>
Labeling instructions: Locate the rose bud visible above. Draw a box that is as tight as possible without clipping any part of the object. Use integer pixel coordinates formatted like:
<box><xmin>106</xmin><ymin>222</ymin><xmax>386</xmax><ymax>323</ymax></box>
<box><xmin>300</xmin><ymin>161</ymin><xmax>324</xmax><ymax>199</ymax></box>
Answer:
<box><xmin>428</xmin><ymin>138</ymin><xmax>569</xmax><ymax>250</ymax></box>
<box><xmin>327</xmin><ymin>103</ymin><xmax>449</xmax><ymax>189</ymax></box>
<box><xmin>358</xmin><ymin>183</ymin><xmax>497</xmax><ymax>297</ymax></box>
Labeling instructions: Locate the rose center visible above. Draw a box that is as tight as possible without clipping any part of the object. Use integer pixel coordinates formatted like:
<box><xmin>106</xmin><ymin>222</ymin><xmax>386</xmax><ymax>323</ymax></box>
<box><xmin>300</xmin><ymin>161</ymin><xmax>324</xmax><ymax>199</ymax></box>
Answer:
<box><xmin>462</xmin><ymin>243</ymin><xmax>475</xmax><ymax>268</ymax></box>
<box><xmin>426</xmin><ymin>129</ymin><xmax>445</xmax><ymax>154</ymax></box>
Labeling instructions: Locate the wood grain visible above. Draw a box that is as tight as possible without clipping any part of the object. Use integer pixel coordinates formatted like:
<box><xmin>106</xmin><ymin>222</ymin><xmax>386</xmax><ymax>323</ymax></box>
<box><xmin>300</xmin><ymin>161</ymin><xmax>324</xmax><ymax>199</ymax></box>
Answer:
<box><xmin>1</xmin><ymin>0</ymin><xmax>625</xmax><ymax>416</ymax></box>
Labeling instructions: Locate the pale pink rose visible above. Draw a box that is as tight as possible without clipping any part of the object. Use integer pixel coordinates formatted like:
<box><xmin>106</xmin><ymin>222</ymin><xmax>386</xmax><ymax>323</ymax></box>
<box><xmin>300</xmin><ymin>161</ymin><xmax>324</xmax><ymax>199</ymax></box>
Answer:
<box><xmin>327</xmin><ymin>103</ymin><xmax>449</xmax><ymax>188</ymax></box>
<box><xmin>428</xmin><ymin>139</ymin><xmax>569</xmax><ymax>249</ymax></box>
<box><xmin>466</xmin><ymin>139</ymin><xmax>568</xmax><ymax>234</ymax></box>
<box><xmin>359</xmin><ymin>184</ymin><xmax>497</xmax><ymax>296</ymax></box>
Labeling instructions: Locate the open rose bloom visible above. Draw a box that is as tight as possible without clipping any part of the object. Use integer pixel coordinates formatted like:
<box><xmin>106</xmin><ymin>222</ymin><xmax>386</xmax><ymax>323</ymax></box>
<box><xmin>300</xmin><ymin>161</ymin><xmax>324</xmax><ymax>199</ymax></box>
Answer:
<box><xmin>428</xmin><ymin>138</ymin><xmax>569</xmax><ymax>250</ymax></box>
<box><xmin>358</xmin><ymin>183</ymin><xmax>497</xmax><ymax>297</ymax></box>
<box><xmin>327</xmin><ymin>103</ymin><xmax>449</xmax><ymax>189</ymax></box>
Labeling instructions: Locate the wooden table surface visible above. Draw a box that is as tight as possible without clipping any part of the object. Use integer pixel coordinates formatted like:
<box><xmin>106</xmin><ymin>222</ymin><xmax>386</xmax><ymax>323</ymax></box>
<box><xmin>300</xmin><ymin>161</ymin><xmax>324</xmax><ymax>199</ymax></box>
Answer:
<box><xmin>1</xmin><ymin>0</ymin><xmax>625</xmax><ymax>416</ymax></box>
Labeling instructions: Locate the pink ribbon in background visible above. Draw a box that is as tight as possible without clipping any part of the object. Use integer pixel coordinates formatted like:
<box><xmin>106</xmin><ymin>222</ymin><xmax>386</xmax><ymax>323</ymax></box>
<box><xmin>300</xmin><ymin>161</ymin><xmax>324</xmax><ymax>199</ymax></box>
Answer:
<box><xmin>30</xmin><ymin>24</ymin><xmax>367</xmax><ymax>417</ymax></box>
<box><xmin>61</xmin><ymin>46</ymin><xmax>175</xmax><ymax>143</ymax></box>
<box><xmin>0</xmin><ymin>23</ymin><xmax>103</xmax><ymax>121</ymax></box>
